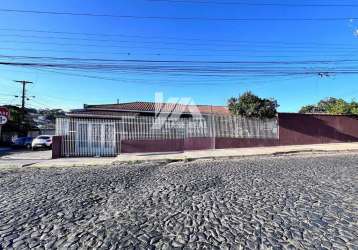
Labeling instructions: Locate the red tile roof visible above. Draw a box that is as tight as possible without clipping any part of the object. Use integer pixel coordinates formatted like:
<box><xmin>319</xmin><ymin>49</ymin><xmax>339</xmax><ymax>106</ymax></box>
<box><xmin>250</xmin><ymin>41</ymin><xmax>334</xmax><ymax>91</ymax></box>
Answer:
<box><xmin>80</xmin><ymin>102</ymin><xmax>230</xmax><ymax>116</ymax></box>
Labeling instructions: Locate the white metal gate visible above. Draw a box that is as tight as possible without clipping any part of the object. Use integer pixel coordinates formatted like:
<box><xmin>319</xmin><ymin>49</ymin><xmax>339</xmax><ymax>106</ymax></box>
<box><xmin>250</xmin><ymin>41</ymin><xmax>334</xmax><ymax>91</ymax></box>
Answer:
<box><xmin>75</xmin><ymin>122</ymin><xmax>116</xmax><ymax>156</ymax></box>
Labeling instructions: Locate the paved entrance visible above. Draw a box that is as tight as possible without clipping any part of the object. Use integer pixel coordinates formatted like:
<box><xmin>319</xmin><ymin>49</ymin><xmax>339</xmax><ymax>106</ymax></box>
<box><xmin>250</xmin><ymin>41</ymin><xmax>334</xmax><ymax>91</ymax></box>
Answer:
<box><xmin>0</xmin><ymin>149</ymin><xmax>51</xmax><ymax>168</ymax></box>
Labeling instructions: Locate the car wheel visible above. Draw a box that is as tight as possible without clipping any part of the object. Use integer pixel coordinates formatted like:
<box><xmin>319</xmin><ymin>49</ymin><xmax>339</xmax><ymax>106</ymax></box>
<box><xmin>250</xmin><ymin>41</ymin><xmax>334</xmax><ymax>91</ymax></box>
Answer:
<box><xmin>32</xmin><ymin>147</ymin><xmax>37</xmax><ymax>151</ymax></box>
<box><xmin>26</xmin><ymin>144</ymin><xmax>32</xmax><ymax>149</ymax></box>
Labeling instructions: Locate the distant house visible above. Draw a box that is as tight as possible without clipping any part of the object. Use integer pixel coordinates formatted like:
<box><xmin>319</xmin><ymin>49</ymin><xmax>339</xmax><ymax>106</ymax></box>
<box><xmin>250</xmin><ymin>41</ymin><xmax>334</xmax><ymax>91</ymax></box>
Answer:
<box><xmin>67</xmin><ymin>101</ymin><xmax>230</xmax><ymax>118</ymax></box>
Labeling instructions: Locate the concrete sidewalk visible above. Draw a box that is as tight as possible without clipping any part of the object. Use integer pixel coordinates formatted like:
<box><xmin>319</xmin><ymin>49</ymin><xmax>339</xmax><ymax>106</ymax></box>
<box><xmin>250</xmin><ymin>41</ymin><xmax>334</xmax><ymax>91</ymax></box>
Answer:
<box><xmin>20</xmin><ymin>142</ymin><xmax>358</xmax><ymax>168</ymax></box>
<box><xmin>0</xmin><ymin>150</ymin><xmax>52</xmax><ymax>168</ymax></box>
<box><xmin>115</xmin><ymin>142</ymin><xmax>358</xmax><ymax>162</ymax></box>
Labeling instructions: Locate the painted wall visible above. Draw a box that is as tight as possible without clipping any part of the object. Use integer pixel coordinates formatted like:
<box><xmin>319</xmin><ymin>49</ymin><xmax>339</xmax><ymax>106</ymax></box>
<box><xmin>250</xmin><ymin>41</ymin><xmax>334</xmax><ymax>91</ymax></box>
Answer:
<box><xmin>121</xmin><ymin>138</ymin><xmax>184</xmax><ymax>153</ymax></box>
<box><xmin>119</xmin><ymin>113</ymin><xmax>358</xmax><ymax>154</ymax></box>
<box><xmin>278</xmin><ymin>113</ymin><xmax>358</xmax><ymax>145</ymax></box>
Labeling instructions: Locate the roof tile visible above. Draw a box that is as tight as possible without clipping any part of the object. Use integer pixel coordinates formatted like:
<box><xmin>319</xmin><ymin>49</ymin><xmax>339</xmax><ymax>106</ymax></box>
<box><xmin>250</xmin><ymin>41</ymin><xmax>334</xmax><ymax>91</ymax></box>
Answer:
<box><xmin>83</xmin><ymin>102</ymin><xmax>230</xmax><ymax>115</ymax></box>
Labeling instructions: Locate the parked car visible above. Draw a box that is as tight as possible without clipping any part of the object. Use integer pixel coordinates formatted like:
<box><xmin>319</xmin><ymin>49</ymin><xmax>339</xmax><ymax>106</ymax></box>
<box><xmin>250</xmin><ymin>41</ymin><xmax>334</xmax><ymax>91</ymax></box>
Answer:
<box><xmin>32</xmin><ymin>135</ymin><xmax>53</xmax><ymax>150</ymax></box>
<box><xmin>12</xmin><ymin>137</ymin><xmax>33</xmax><ymax>149</ymax></box>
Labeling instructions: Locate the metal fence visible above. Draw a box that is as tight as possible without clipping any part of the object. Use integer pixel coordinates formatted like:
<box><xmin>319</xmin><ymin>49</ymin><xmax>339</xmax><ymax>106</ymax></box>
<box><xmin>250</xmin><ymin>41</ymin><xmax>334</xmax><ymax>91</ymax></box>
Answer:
<box><xmin>56</xmin><ymin>115</ymin><xmax>278</xmax><ymax>157</ymax></box>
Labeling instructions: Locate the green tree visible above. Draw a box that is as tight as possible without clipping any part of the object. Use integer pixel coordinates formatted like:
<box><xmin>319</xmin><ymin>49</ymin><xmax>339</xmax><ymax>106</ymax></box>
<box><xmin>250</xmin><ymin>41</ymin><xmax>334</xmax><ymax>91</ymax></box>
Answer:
<box><xmin>299</xmin><ymin>97</ymin><xmax>358</xmax><ymax>115</ymax></box>
<box><xmin>299</xmin><ymin>105</ymin><xmax>323</xmax><ymax>114</ymax></box>
<box><xmin>350</xmin><ymin>100</ymin><xmax>358</xmax><ymax>115</ymax></box>
<box><xmin>2</xmin><ymin>105</ymin><xmax>38</xmax><ymax>136</ymax></box>
<box><xmin>228</xmin><ymin>91</ymin><xmax>278</xmax><ymax>118</ymax></box>
<box><xmin>326</xmin><ymin>99</ymin><xmax>350</xmax><ymax>115</ymax></box>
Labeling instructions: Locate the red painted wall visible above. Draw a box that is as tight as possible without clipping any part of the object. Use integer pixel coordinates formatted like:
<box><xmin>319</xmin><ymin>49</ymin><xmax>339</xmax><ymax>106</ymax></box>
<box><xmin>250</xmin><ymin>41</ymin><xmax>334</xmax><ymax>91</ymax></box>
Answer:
<box><xmin>120</xmin><ymin>138</ymin><xmax>184</xmax><ymax>153</ymax></box>
<box><xmin>215</xmin><ymin>138</ymin><xmax>279</xmax><ymax>149</ymax></box>
<box><xmin>120</xmin><ymin>138</ymin><xmax>280</xmax><ymax>153</ymax></box>
<box><xmin>183</xmin><ymin>137</ymin><xmax>214</xmax><ymax>151</ymax></box>
<box><xmin>52</xmin><ymin>136</ymin><xmax>62</xmax><ymax>159</ymax></box>
<box><xmin>278</xmin><ymin>113</ymin><xmax>358</xmax><ymax>145</ymax></box>
<box><xmin>120</xmin><ymin>114</ymin><xmax>358</xmax><ymax>154</ymax></box>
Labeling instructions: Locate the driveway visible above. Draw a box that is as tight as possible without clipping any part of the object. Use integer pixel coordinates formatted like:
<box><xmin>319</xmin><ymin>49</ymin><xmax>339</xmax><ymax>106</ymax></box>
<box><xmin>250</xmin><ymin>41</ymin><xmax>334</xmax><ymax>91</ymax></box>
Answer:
<box><xmin>0</xmin><ymin>149</ymin><xmax>52</xmax><ymax>168</ymax></box>
<box><xmin>0</xmin><ymin>153</ymin><xmax>357</xmax><ymax>249</ymax></box>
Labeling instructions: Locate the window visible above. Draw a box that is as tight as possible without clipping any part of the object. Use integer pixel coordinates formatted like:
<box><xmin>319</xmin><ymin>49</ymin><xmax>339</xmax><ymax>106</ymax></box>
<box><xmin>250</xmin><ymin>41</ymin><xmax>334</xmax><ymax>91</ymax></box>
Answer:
<box><xmin>38</xmin><ymin>136</ymin><xmax>51</xmax><ymax>140</ymax></box>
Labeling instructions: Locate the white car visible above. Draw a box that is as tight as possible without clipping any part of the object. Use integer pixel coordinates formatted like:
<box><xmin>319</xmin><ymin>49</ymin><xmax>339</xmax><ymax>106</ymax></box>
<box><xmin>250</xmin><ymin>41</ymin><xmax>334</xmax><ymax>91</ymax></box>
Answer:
<box><xmin>32</xmin><ymin>135</ymin><xmax>53</xmax><ymax>150</ymax></box>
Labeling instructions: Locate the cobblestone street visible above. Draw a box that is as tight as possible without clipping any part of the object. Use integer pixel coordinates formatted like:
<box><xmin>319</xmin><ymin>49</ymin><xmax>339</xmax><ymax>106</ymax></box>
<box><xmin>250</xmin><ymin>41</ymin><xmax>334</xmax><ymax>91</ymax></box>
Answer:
<box><xmin>0</xmin><ymin>153</ymin><xmax>357</xmax><ymax>249</ymax></box>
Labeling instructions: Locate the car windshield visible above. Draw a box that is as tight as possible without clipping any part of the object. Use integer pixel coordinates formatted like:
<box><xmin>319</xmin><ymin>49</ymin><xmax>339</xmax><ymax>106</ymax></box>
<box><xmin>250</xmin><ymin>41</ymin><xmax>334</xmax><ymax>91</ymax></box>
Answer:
<box><xmin>38</xmin><ymin>136</ymin><xmax>50</xmax><ymax>140</ymax></box>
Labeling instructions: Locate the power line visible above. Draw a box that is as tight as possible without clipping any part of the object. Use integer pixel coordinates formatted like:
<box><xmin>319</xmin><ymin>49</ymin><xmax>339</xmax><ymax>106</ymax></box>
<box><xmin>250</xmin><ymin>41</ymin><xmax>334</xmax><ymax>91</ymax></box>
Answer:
<box><xmin>0</xmin><ymin>54</ymin><xmax>358</xmax><ymax>65</ymax></box>
<box><xmin>0</xmin><ymin>8</ymin><xmax>356</xmax><ymax>22</ymax></box>
<box><xmin>148</xmin><ymin>0</ymin><xmax>358</xmax><ymax>7</ymax></box>
<box><xmin>2</xmin><ymin>33</ymin><xmax>358</xmax><ymax>50</ymax></box>
<box><xmin>1</xmin><ymin>35</ymin><xmax>357</xmax><ymax>63</ymax></box>
<box><xmin>34</xmin><ymin>67</ymin><xmax>316</xmax><ymax>88</ymax></box>
<box><xmin>1</xmin><ymin>27</ymin><xmax>356</xmax><ymax>48</ymax></box>
<box><xmin>4</xmin><ymin>46</ymin><xmax>347</xmax><ymax>59</ymax></box>
<box><xmin>2</xmin><ymin>57</ymin><xmax>358</xmax><ymax>78</ymax></box>
<box><xmin>2</xmin><ymin>54</ymin><xmax>358</xmax><ymax>65</ymax></box>
<box><xmin>2</xmin><ymin>39</ymin><xmax>358</xmax><ymax>57</ymax></box>
<box><xmin>2</xmin><ymin>54</ymin><xmax>358</xmax><ymax>78</ymax></box>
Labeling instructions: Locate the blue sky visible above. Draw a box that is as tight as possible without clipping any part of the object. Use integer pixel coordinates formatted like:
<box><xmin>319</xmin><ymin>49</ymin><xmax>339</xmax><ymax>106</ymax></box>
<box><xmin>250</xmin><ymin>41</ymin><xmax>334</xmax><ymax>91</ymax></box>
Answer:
<box><xmin>0</xmin><ymin>0</ymin><xmax>357</xmax><ymax>111</ymax></box>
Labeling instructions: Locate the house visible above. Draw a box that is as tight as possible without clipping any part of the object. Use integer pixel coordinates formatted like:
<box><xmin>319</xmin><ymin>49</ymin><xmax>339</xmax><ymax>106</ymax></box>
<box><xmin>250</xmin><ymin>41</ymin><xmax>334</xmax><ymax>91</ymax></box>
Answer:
<box><xmin>53</xmin><ymin>101</ymin><xmax>282</xmax><ymax>158</ymax></box>
<box><xmin>54</xmin><ymin>102</ymin><xmax>358</xmax><ymax>158</ymax></box>
<box><xmin>67</xmin><ymin>101</ymin><xmax>230</xmax><ymax>118</ymax></box>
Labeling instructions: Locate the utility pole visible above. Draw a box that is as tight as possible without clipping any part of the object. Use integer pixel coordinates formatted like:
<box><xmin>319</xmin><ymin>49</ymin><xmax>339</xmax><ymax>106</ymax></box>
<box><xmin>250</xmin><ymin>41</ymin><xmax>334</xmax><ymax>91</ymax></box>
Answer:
<box><xmin>14</xmin><ymin>80</ymin><xmax>33</xmax><ymax>127</ymax></box>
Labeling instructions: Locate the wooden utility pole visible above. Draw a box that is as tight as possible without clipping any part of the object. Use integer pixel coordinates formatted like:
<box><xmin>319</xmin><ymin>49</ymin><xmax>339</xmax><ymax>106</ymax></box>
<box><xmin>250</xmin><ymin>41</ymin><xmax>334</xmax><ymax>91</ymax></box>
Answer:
<box><xmin>14</xmin><ymin>80</ymin><xmax>33</xmax><ymax>127</ymax></box>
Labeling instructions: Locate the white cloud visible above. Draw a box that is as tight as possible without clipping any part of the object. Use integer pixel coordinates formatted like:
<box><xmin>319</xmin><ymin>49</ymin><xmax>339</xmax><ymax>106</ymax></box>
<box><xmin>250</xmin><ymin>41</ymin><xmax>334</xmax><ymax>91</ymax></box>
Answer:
<box><xmin>354</xmin><ymin>29</ymin><xmax>358</xmax><ymax>37</ymax></box>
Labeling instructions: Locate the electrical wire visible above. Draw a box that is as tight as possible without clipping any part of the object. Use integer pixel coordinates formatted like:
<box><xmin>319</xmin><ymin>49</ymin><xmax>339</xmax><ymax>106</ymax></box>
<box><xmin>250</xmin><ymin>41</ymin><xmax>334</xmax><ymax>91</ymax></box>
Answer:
<box><xmin>0</xmin><ymin>8</ymin><xmax>356</xmax><ymax>22</ymax></box>
<box><xmin>148</xmin><ymin>0</ymin><xmax>358</xmax><ymax>8</ymax></box>
<box><xmin>2</xmin><ymin>57</ymin><xmax>358</xmax><ymax>78</ymax></box>
<box><xmin>2</xmin><ymin>33</ymin><xmax>357</xmax><ymax>50</ymax></box>
<box><xmin>1</xmin><ymin>27</ymin><xmax>356</xmax><ymax>47</ymax></box>
<box><xmin>2</xmin><ymin>54</ymin><xmax>358</xmax><ymax>65</ymax></box>
<box><xmin>1</xmin><ymin>40</ymin><xmax>358</xmax><ymax>57</ymax></box>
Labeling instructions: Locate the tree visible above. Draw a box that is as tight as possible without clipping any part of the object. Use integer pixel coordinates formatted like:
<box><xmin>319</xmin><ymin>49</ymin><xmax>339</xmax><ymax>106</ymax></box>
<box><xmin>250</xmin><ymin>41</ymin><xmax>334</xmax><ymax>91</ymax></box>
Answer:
<box><xmin>1</xmin><ymin>105</ymin><xmax>38</xmax><ymax>137</ymax></box>
<box><xmin>349</xmin><ymin>100</ymin><xmax>358</xmax><ymax>115</ymax></box>
<box><xmin>1</xmin><ymin>106</ymin><xmax>66</xmax><ymax>137</ymax></box>
<box><xmin>299</xmin><ymin>105</ymin><xmax>323</xmax><ymax>114</ymax></box>
<box><xmin>228</xmin><ymin>91</ymin><xmax>279</xmax><ymax>118</ymax></box>
<box><xmin>38</xmin><ymin>109</ymin><xmax>66</xmax><ymax>122</ymax></box>
<box><xmin>299</xmin><ymin>97</ymin><xmax>358</xmax><ymax>115</ymax></box>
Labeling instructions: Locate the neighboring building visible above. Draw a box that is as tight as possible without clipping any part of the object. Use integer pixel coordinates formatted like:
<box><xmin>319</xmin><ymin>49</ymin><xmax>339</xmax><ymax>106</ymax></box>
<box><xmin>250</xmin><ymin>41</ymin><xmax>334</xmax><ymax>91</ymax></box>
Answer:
<box><xmin>28</xmin><ymin>111</ymin><xmax>57</xmax><ymax>136</ymax></box>
<box><xmin>67</xmin><ymin>102</ymin><xmax>230</xmax><ymax>118</ymax></box>
<box><xmin>0</xmin><ymin>107</ymin><xmax>59</xmax><ymax>145</ymax></box>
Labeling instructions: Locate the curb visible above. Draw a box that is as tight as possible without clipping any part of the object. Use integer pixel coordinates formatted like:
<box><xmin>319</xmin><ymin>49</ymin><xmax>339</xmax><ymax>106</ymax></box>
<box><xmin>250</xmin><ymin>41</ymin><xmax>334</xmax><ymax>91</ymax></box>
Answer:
<box><xmin>23</xmin><ymin>148</ymin><xmax>358</xmax><ymax>168</ymax></box>
<box><xmin>112</xmin><ymin>148</ymin><xmax>358</xmax><ymax>165</ymax></box>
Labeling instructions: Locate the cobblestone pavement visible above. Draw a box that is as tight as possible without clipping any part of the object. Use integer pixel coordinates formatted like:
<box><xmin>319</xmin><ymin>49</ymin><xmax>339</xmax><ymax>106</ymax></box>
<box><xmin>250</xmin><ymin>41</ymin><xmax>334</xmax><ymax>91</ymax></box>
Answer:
<box><xmin>0</xmin><ymin>153</ymin><xmax>357</xmax><ymax>249</ymax></box>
